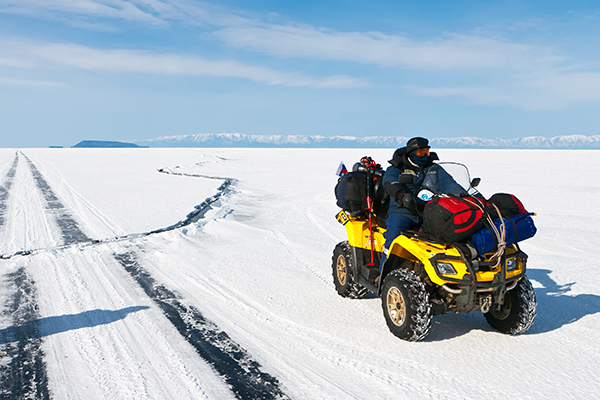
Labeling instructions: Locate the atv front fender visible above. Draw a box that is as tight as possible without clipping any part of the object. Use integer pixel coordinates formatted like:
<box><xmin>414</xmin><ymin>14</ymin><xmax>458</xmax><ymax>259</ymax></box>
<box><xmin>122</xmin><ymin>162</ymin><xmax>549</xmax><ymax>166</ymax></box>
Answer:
<box><xmin>383</xmin><ymin>235</ymin><xmax>464</xmax><ymax>287</ymax></box>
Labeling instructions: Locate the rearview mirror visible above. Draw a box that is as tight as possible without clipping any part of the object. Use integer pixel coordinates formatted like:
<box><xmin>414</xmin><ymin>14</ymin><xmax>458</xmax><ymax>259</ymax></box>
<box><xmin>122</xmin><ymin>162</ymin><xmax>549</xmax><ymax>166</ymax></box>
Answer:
<box><xmin>471</xmin><ymin>177</ymin><xmax>481</xmax><ymax>188</ymax></box>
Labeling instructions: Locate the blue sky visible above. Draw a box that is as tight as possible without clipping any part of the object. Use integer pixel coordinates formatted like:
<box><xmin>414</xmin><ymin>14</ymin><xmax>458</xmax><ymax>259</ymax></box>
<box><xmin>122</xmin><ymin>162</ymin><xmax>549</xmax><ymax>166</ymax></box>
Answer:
<box><xmin>1</xmin><ymin>0</ymin><xmax>600</xmax><ymax>147</ymax></box>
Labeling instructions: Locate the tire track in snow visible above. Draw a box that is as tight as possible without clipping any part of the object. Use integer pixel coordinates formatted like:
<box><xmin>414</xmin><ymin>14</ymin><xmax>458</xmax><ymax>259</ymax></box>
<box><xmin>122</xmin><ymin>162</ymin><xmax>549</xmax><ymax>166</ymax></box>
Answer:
<box><xmin>114</xmin><ymin>252</ymin><xmax>290</xmax><ymax>400</ymax></box>
<box><xmin>305</xmin><ymin>206</ymin><xmax>340</xmax><ymax>244</ymax></box>
<box><xmin>24</xmin><ymin>154</ymin><xmax>92</xmax><ymax>246</ymax></box>
<box><xmin>272</xmin><ymin>228</ymin><xmax>330</xmax><ymax>285</ymax></box>
<box><xmin>11</xmin><ymin>155</ymin><xmax>290</xmax><ymax>400</ymax></box>
<box><xmin>0</xmin><ymin>267</ymin><xmax>50</xmax><ymax>400</ymax></box>
<box><xmin>120</xmin><ymin>168</ymin><xmax>291</xmax><ymax>399</ymax></box>
<box><xmin>0</xmin><ymin>153</ymin><xmax>51</xmax><ymax>400</ymax></box>
<box><xmin>0</xmin><ymin>153</ymin><xmax>18</xmax><ymax>227</ymax></box>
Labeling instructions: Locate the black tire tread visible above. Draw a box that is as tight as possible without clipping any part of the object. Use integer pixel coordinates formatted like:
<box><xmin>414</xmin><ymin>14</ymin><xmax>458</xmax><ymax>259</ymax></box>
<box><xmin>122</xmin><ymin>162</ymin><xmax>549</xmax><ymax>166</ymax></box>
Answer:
<box><xmin>484</xmin><ymin>276</ymin><xmax>537</xmax><ymax>335</ymax></box>
<box><xmin>332</xmin><ymin>241</ymin><xmax>367</xmax><ymax>299</ymax></box>
<box><xmin>381</xmin><ymin>268</ymin><xmax>432</xmax><ymax>341</ymax></box>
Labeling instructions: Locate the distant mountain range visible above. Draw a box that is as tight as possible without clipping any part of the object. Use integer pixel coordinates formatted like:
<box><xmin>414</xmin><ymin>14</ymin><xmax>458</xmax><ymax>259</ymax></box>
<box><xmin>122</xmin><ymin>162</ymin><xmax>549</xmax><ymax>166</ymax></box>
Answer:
<box><xmin>133</xmin><ymin>133</ymin><xmax>600</xmax><ymax>149</ymax></box>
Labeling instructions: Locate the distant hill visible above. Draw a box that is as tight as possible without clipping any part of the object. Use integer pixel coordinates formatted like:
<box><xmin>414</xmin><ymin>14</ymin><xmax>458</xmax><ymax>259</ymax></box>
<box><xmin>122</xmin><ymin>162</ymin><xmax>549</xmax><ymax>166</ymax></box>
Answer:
<box><xmin>72</xmin><ymin>140</ymin><xmax>147</xmax><ymax>148</ymax></box>
<box><xmin>133</xmin><ymin>133</ymin><xmax>600</xmax><ymax>149</ymax></box>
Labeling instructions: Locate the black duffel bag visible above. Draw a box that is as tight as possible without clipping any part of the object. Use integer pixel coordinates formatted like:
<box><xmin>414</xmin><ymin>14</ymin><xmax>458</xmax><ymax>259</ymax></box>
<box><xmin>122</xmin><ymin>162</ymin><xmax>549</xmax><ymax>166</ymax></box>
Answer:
<box><xmin>335</xmin><ymin>170</ymin><xmax>369</xmax><ymax>213</ymax></box>
<box><xmin>488</xmin><ymin>193</ymin><xmax>529</xmax><ymax>217</ymax></box>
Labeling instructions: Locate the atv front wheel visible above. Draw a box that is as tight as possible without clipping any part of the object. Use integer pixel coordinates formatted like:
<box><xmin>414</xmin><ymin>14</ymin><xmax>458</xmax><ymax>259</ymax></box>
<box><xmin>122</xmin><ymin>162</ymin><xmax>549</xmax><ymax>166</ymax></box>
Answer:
<box><xmin>332</xmin><ymin>242</ymin><xmax>367</xmax><ymax>299</ymax></box>
<box><xmin>381</xmin><ymin>269</ymin><xmax>432</xmax><ymax>341</ymax></box>
<box><xmin>484</xmin><ymin>276</ymin><xmax>537</xmax><ymax>335</ymax></box>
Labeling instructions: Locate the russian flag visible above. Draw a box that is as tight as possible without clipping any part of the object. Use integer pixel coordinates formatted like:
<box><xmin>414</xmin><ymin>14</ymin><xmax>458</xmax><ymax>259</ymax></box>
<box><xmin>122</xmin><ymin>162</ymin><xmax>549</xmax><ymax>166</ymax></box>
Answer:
<box><xmin>335</xmin><ymin>161</ymin><xmax>348</xmax><ymax>176</ymax></box>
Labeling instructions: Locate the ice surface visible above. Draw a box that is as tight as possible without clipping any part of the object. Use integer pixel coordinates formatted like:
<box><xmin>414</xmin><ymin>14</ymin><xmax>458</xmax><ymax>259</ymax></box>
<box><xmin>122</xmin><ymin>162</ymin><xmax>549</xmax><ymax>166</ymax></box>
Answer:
<box><xmin>0</xmin><ymin>147</ymin><xmax>598</xmax><ymax>399</ymax></box>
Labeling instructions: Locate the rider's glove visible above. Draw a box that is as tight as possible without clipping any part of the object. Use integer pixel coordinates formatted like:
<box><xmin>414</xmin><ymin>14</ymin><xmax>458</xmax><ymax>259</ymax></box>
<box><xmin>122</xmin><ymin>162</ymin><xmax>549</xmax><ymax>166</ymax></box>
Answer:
<box><xmin>402</xmin><ymin>193</ymin><xmax>417</xmax><ymax>209</ymax></box>
<box><xmin>394</xmin><ymin>192</ymin><xmax>406</xmax><ymax>205</ymax></box>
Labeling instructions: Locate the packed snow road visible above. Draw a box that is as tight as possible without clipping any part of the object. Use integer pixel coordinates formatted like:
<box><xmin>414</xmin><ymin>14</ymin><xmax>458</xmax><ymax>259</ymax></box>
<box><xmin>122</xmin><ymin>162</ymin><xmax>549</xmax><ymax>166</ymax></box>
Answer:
<box><xmin>0</xmin><ymin>148</ymin><xmax>599</xmax><ymax>399</ymax></box>
<box><xmin>0</xmin><ymin>151</ymin><xmax>281</xmax><ymax>399</ymax></box>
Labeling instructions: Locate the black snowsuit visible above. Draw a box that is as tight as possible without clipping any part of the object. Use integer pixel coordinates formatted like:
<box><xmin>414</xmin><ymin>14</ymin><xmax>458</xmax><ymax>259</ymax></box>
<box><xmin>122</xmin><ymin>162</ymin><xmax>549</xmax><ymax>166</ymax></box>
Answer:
<box><xmin>381</xmin><ymin>147</ymin><xmax>439</xmax><ymax>250</ymax></box>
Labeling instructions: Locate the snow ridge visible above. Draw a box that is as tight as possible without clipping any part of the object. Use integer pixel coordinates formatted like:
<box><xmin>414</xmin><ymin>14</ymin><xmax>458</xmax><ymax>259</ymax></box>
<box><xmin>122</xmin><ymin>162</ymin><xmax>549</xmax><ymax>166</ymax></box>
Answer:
<box><xmin>154</xmin><ymin>168</ymin><xmax>236</xmax><ymax>232</ymax></box>
<box><xmin>0</xmin><ymin>165</ymin><xmax>237</xmax><ymax>260</ymax></box>
<box><xmin>134</xmin><ymin>133</ymin><xmax>600</xmax><ymax>149</ymax></box>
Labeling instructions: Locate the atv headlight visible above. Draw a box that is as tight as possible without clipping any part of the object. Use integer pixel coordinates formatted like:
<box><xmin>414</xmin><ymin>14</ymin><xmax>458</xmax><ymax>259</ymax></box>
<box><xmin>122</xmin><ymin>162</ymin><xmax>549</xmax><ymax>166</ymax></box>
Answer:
<box><xmin>506</xmin><ymin>257</ymin><xmax>518</xmax><ymax>271</ymax></box>
<box><xmin>435</xmin><ymin>262</ymin><xmax>457</xmax><ymax>275</ymax></box>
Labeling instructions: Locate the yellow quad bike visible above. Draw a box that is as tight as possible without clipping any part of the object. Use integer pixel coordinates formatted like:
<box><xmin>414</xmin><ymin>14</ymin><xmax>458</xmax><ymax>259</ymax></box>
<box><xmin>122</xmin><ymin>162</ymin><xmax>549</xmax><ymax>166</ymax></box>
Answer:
<box><xmin>332</xmin><ymin>162</ymin><xmax>536</xmax><ymax>341</ymax></box>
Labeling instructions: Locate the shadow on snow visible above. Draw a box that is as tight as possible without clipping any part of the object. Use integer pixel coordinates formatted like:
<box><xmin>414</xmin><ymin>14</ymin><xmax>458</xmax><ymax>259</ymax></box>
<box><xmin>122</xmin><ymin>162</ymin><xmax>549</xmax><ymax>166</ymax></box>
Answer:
<box><xmin>424</xmin><ymin>268</ymin><xmax>600</xmax><ymax>341</ymax></box>
<box><xmin>0</xmin><ymin>306</ymin><xmax>149</xmax><ymax>344</ymax></box>
<box><xmin>526</xmin><ymin>268</ymin><xmax>600</xmax><ymax>334</ymax></box>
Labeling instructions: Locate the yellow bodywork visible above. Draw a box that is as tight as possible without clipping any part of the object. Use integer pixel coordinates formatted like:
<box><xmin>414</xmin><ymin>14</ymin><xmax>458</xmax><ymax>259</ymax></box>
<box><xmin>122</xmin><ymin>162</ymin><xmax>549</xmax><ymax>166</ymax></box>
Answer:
<box><xmin>336</xmin><ymin>210</ymin><xmax>386</xmax><ymax>252</ymax></box>
<box><xmin>336</xmin><ymin>210</ymin><xmax>524</xmax><ymax>287</ymax></box>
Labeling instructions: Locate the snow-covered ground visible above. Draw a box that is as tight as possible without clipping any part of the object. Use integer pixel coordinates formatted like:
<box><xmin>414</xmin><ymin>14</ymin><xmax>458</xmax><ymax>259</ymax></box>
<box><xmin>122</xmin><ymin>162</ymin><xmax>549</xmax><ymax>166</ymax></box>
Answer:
<box><xmin>0</xmin><ymin>147</ymin><xmax>598</xmax><ymax>399</ymax></box>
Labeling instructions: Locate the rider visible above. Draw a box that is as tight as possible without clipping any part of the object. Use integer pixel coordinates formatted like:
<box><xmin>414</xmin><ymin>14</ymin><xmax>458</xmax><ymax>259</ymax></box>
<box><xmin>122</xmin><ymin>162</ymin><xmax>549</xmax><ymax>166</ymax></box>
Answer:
<box><xmin>380</xmin><ymin>137</ymin><xmax>438</xmax><ymax>270</ymax></box>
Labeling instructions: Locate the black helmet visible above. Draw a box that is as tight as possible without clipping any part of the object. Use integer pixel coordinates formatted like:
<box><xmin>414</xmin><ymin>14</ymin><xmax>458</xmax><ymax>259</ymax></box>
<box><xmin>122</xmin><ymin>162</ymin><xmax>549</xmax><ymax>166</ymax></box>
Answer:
<box><xmin>406</xmin><ymin>137</ymin><xmax>430</xmax><ymax>154</ymax></box>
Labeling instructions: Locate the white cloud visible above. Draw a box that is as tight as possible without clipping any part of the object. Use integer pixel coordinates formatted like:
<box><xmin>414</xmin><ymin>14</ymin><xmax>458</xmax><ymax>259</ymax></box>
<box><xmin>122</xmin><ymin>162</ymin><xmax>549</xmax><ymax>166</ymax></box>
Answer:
<box><xmin>0</xmin><ymin>0</ymin><xmax>218</xmax><ymax>26</ymax></box>
<box><xmin>407</xmin><ymin>69</ymin><xmax>600</xmax><ymax>110</ymax></box>
<box><xmin>0</xmin><ymin>39</ymin><xmax>367</xmax><ymax>88</ymax></box>
<box><xmin>3</xmin><ymin>1</ymin><xmax>600</xmax><ymax>110</ymax></box>
<box><xmin>213</xmin><ymin>21</ymin><xmax>600</xmax><ymax>110</ymax></box>
<box><xmin>0</xmin><ymin>1</ymin><xmax>565</xmax><ymax>71</ymax></box>
<box><xmin>214</xmin><ymin>24</ymin><xmax>562</xmax><ymax>70</ymax></box>
<box><xmin>515</xmin><ymin>70</ymin><xmax>600</xmax><ymax>109</ymax></box>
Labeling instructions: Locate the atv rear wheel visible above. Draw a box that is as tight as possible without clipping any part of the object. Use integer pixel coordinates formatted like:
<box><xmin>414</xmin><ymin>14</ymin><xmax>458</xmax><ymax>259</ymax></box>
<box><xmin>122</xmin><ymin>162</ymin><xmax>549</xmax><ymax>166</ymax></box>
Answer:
<box><xmin>332</xmin><ymin>242</ymin><xmax>367</xmax><ymax>299</ymax></box>
<box><xmin>381</xmin><ymin>269</ymin><xmax>432</xmax><ymax>341</ymax></box>
<box><xmin>484</xmin><ymin>276</ymin><xmax>537</xmax><ymax>335</ymax></box>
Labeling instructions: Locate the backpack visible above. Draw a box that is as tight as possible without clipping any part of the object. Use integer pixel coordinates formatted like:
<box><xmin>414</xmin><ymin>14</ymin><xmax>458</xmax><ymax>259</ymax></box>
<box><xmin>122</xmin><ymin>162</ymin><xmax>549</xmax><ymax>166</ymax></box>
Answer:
<box><xmin>421</xmin><ymin>195</ymin><xmax>496</xmax><ymax>243</ymax></box>
<box><xmin>335</xmin><ymin>160</ymin><xmax>387</xmax><ymax>215</ymax></box>
<box><xmin>335</xmin><ymin>170</ymin><xmax>369</xmax><ymax>213</ymax></box>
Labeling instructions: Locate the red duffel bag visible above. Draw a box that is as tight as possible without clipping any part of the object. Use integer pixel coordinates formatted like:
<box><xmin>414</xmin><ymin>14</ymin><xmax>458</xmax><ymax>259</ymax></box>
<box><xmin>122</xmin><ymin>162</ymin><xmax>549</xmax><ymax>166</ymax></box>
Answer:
<box><xmin>421</xmin><ymin>195</ymin><xmax>495</xmax><ymax>243</ymax></box>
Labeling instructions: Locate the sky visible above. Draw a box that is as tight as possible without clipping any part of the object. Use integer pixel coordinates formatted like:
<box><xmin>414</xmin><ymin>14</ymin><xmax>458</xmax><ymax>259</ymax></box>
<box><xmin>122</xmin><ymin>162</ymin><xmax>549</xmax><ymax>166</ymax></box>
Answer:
<box><xmin>1</xmin><ymin>0</ymin><xmax>600</xmax><ymax>148</ymax></box>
